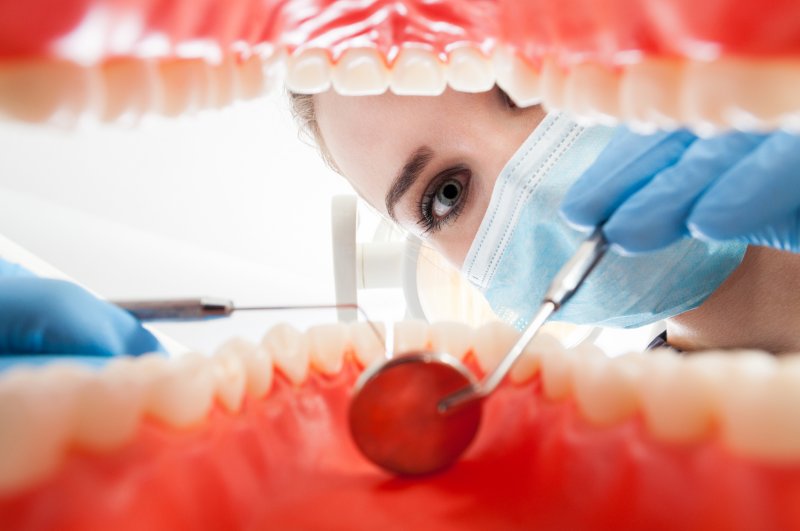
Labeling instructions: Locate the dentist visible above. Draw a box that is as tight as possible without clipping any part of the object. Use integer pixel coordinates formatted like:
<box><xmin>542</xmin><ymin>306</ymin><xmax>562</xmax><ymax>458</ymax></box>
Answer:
<box><xmin>294</xmin><ymin>87</ymin><xmax>800</xmax><ymax>352</ymax></box>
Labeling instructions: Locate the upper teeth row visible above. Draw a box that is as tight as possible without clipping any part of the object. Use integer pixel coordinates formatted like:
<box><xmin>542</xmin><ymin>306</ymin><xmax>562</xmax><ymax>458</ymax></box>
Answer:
<box><xmin>288</xmin><ymin>45</ymin><xmax>800</xmax><ymax>134</ymax></box>
<box><xmin>2</xmin><ymin>45</ymin><xmax>799</xmax><ymax>132</ymax></box>
<box><xmin>0</xmin><ymin>319</ymin><xmax>798</xmax><ymax>494</ymax></box>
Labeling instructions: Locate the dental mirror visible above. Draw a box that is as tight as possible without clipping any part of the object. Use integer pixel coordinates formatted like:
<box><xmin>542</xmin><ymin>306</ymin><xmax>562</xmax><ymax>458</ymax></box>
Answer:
<box><xmin>348</xmin><ymin>351</ymin><xmax>483</xmax><ymax>476</ymax></box>
<box><xmin>348</xmin><ymin>229</ymin><xmax>608</xmax><ymax>476</ymax></box>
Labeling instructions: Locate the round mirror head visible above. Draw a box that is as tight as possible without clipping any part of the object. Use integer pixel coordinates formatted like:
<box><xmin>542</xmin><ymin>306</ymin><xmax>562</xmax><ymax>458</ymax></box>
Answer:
<box><xmin>348</xmin><ymin>352</ymin><xmax>482</xmax><ymax>476</ymax></box>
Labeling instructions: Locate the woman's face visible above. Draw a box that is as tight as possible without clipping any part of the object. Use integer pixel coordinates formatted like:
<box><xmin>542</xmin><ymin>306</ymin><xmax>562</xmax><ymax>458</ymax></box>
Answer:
<box><xmin>315</xmin><ymin>87</ymin><xmax>545</xmax><ymax>267</ymax></box>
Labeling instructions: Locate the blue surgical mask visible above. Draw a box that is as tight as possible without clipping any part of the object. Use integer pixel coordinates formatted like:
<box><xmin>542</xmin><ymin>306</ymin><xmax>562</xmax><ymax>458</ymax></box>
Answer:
<box><xmin>461</xmin><ymin>113</ymin><xmax>747</xmax><ymax>330</ymax></box>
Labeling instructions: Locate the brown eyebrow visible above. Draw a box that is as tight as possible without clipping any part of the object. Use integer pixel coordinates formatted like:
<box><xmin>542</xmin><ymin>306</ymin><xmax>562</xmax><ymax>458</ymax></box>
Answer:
<box><xmin>385</xmin><ymin>146</ymin><xmax>434</xmax><ymax>221</ymax></box>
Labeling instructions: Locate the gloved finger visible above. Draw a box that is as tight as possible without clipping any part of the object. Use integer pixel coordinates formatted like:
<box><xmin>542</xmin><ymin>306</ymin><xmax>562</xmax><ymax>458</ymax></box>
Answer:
<box><xmin>0</xmin><ymin>278</ymin><xmax>163</xmax><ymax>356</ymax></box>
<box><xmin>603</xmin><ymin>132</ymin><xmax>766</xmax><ymax>253</ymax></box>
<box><xmin>688</xmin><ymin>131</ymin><xmax>800</xmax><ymax>240</ymax></box>
<box><xmin>106</xmin><ymin>308</ymin><xmax>164</xmax><ymax>356</ymax></box>
<box><xmin>0</xmin><ymin>259</ymin><xmax>36</xmax><ymax>278</ymax></box>
<box><xmin>736</xmin><ymin>216</ymin><xmax>800</xmax><ymax>253</ymax></box>
<box><xmin>560</xmin><ymin>128</ymin><xmax>697</xmax><ymax>229</ymax></box>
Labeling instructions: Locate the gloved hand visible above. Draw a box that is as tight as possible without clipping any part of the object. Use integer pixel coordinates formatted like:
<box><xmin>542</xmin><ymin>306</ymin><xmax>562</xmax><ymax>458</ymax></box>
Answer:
<box><xmin>560</xmin><ymin>128</ymin><xmax>800</xmax><ymax>253</ymax></box>
<box><xmin>0</xmin><ymin>263</ymin><xmax>162</xmax><ymax>356</ymax></box>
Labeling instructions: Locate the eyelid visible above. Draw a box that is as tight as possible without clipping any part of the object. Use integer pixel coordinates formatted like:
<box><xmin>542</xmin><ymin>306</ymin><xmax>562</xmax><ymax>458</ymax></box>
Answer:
<box><xmin>425</xmin><ymin>165</ymin><xmax>469</xmax><ymax>191</ymax></box>
<box><xmin>417</xmin><ymin>166</ymin><xmax>471</xmax><ymax>235</ymax></box>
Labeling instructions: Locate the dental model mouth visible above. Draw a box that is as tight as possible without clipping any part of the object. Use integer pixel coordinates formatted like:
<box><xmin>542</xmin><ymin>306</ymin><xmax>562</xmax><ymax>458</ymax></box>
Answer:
<box><xmin>2</xmin><ymin>1</ymin><xmax>800</xmax><ymax>528</ymax></box>
<box><xmin>1</xmin><ymin>0</ymin><xmax>799</xmax><ymax>131</ymax></box>
<box><xmin>1</xmin><ymin>320</ymin><xmax>799</xmax><ymax>530</ymax></box>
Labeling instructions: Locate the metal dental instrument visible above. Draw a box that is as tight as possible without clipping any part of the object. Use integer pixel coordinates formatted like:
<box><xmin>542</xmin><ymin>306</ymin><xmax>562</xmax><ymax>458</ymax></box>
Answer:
<box><xmin>114</xmin><ymin>299</ymin><xmax>366</xmax><ymax>322</ymax></box>
<box><xmin>439</xmin><ymin>228</ymin><xmax>609</xmax><ymax>412</ymax></box>
<box><xmin>348</xmin><ymin>228</ymin><xmax>609</xmax><ymax>476</ymax></box>
<box><xmin>114</xmin><ymin>299</ymin><xmax>387</xmax><ymax>348</ymax></box>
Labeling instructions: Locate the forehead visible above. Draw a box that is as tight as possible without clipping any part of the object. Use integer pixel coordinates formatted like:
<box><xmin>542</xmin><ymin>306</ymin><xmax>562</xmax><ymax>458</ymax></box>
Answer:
<box><xmin>315</xmin><ymin>90</ymin><xmax>487</xmax><ymax>208</ymax></box>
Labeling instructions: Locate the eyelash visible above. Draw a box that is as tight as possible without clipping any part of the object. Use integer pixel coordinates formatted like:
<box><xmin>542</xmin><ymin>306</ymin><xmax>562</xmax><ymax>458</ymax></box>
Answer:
<box><xmin>416</xmin><ymin>167</ymin><xmax>470</xmax><ymax>235</ymax></box>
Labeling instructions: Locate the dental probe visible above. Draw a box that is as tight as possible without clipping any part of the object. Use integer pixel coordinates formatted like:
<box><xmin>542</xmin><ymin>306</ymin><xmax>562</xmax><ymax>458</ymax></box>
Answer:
<box><xmin>348</xmin><ymin>228</ymin><xmax>608</xmax><ymax>476</ymax></box>
<box><xmin>115</xmin><ymin>299</ymin><xmax>386</xmax><ymax>348</ymax></box>
<box><xmin>114</xmin><ymin>299</ymin><xmax>364</xmax><ymax>322</ymax></box>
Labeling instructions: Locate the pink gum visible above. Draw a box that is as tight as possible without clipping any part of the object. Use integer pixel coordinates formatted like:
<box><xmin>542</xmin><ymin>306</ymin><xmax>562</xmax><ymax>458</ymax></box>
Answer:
<box><xmin>2</xmin><ymin>0</ymin><xmax>800</xmax><ymax>65</ymax></box>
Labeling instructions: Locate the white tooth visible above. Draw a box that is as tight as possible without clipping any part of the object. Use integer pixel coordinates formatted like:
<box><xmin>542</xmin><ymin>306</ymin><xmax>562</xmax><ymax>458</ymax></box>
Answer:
<box><xmin>38</xmin><ymin>361</ymin><xmax>92</xmax><ymax>395</ymax></box>
<box><xmin>540</xmin><ymin>57</ymin><xmax>566</xmax><ymax>112</ymax></box>
<box><xmin>683</xmin><ymin>58</ymin><xmax>800</xmax><ymax>131</ymax></box>
<box><xmin>285</xmin><ymin>48</ymin><xmax>332</xmax><ymax>94</ymax></box>
<box><xmin>540</xmin><ymin>342</ymin><xmax>597</xmax><ymax>400</ymax></box>
<box><xmin>446</xmin><ymin>46</ymin><xmax>494</xmax><ymax>93</ymax></box>
<box><xmin>37</xmin><ymin>363</ymin><xmax>90</xmax><ymax>437</ymax></box>
<box><xmin>619</xmin><ymin>58</ymin><xmax>682</xmax><ymax>132</ymax></box>
<box><xmin>217</xmin><ymin>338</ymin><xmax>273</xmax><ymax>399</ymax></box>
<box><xmin>210</xmin><ymin>348</ymin><xmax>246</xmax><ymax>413</ymax></box>
<box><xmin>0</xmin><ymin>367</ymin><xmax>37</xmax><ymax>385</ymax></box>
<box><xmin>0</xmin><ymin>367</ymin><xmax>79</xmax><ymax>492</ymax></box>
<box><xmin>764</xmin><ymin>61</ymin><xmax>800</xmax><ymax>130</ymax></box>
<box><xmin>574</xmin><ymin>350</ymin><xmax>642</xmax><ymax>426</ymax></box>
<box><xmin>563</xmin><ymin>62</ymin><xmax>620</xmax><ymax>125</ymax></box>
<box><xmin>393</xmin><ymin>320</ymin><xmax>430</xmax><ymax>354</ymax></box>
<box><xmin>237</xmin><ymin>54</ymin><xmax>266</xmax><ymax>100</ymax></box>
<box><xmin>101</xmin><ymin>58</ymin><xmax>159</xmax><ymax>122</ymax></box>
<box><xmin>331</xmin><ymin>48</ymin><xmax>389</xmax><ymax>96</ymax></box>
<box><xmin>429</xmin><ymin>321</ymin><xmax>474</xmax><ymax>360</ymax></box>
<box><xmin>0</xmin><ymin>60</ymin><xmax>94</xmax><ymax>125</ymax></box>
<box><xmin>492</xmin><ymin>46</ymin><xmax>540</xmax><ymax>107</ymax></box>
<box><xmin>261</xmin><ymin>323</ymin><xmax>310</xmax><ymax>385</ymax></box>
<box><xmin>718</xmin><ymin>351</ymin><xmax>800</xmax><ymax>461</ymax></box>
<box><xmin>74</xmin><ymin>359</ymin><xmax>146</xmax><ymax>451</ymax></box>
<box><xmin>307</xmin><ymin>323</ymin><xmax>349</xmax><ymax>375</ymax></box>
<box><xmin>510</xmin><ymin>332</ymin><xmax>561</xmax><ymax>384</ymax></box>
<box><xmin>258</xmin><ymin>46</ymin><xmax>287</xmax><ymax>93</ymax></box>
<box><xmin>638</xmin><ymin>350</ymin><xmax>726</xmax><ymax>443</ymax></box>
<box><xmin>0</xmin><ymin>386</ymin><xmax>50</xmax><ymax>492</ymax></box>
<box><xmin>472</xmin><ymin>321</ymin><xmax>519</xmax><ymax>374</ymax></box>
<box><xmin>208</xmin><ymin>57</ymin><xmax>237</xmax><ymax>109</ymax></box>
<box><xmin>132</xmin><ymin>353</ymin><xmax>172</xmax><ymax>383</ymax></box>
<box><xmin>780</xmin><ymin>354</ymin><xmax>800</xmax><ymax>372</ymax></box>
<box><xmin>681</xmin><ymin>59</ymin><xmax>731</xmax><ymax>133</ymax></box>
<box><xmin>681</xmin><ymin>351</ymin><xmax>732</xmax><ymax>412</ymax></box>
<box><xmin>349</xmin><ymin>321</ymin><xmax>387</xmax><ymax>367</ymax></box>
<box><xmin>156</xmin><ymin>58</ymin><xmax>209</xmax><ymax>117</ymax></box>
<box><xmin>390</xmin><ymin>47</ymin><xmax>447</xmax><ymax>96</ymax></box>
<box><xmin>728</xmin><ymin>350</ymin><xmax>778</xmax><ymax>376</ymax></box>
<box><xmin>145</xmin><ymin>353</ymin><xmax>215</xmax><ymax>428</ymax></box>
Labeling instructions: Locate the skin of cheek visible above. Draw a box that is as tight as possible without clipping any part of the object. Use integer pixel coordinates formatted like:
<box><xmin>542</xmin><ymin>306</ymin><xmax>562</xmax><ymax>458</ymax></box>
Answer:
<box><xmin>315</xmin><ymin>89</ymin><xmax>544</xmax><ymax>268</ymax></box>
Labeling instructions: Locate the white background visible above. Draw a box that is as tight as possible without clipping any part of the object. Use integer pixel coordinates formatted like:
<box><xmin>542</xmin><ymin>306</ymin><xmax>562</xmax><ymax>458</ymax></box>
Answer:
<box><xmin>0</xmin><ymin>92</ymin><xmax>361</xmax><ymax>351</ymax></box>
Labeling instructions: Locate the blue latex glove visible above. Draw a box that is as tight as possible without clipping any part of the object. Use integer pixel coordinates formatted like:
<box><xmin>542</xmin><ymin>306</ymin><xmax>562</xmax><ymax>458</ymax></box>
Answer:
<box><xmin>560</xmin><ymin>128</ymin><xmax>800</xmax><ymax>254</ymax></box>
<box><xmin>0</xmin><ymin>262</ymin><xmax>162</xmax><ymax>356</ymax></box>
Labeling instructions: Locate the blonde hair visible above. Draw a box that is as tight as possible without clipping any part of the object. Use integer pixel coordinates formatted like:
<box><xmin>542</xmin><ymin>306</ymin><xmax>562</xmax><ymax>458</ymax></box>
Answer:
<box><xmin>287</xmin><ymin>91</ymin><xmax>340</xmax><ymax>173</ymax></box>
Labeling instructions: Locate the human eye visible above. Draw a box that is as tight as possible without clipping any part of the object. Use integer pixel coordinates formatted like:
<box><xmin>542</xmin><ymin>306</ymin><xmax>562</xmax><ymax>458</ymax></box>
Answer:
<box><xmin>416</xmin><ymin>166</ymin><xmax>471</xmax><ymax>235</ymax></box>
